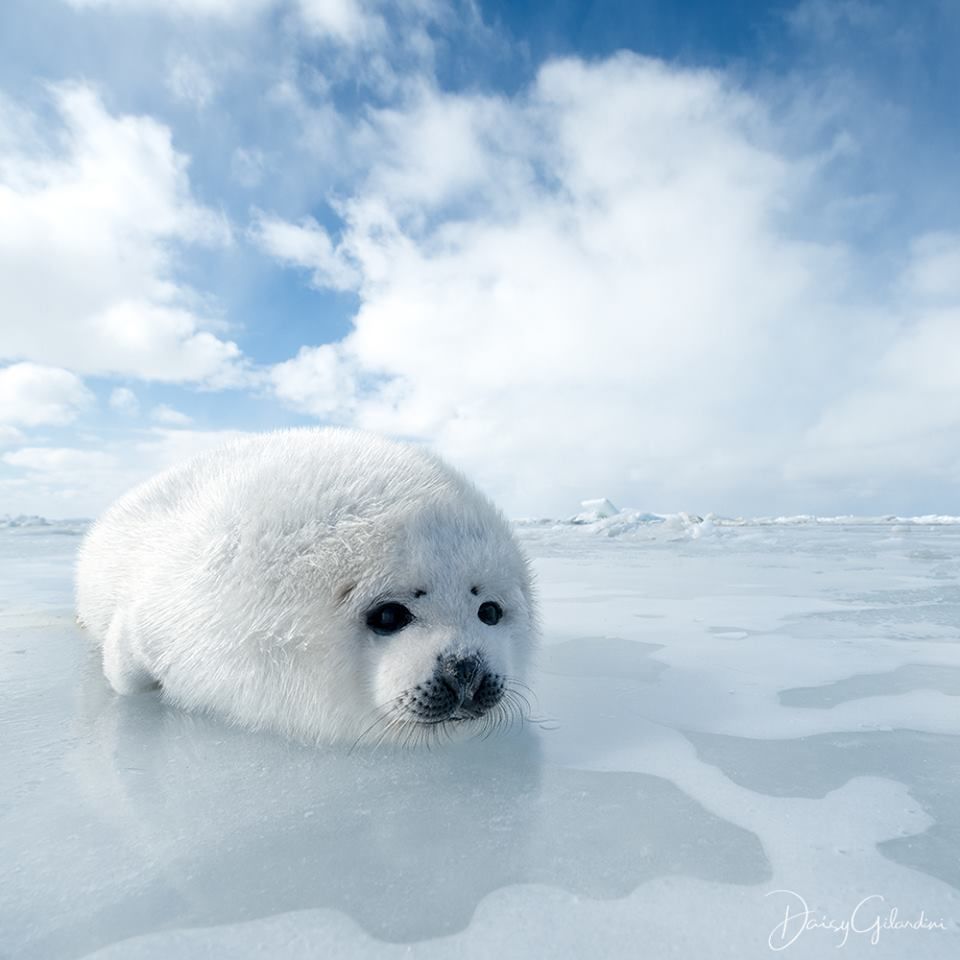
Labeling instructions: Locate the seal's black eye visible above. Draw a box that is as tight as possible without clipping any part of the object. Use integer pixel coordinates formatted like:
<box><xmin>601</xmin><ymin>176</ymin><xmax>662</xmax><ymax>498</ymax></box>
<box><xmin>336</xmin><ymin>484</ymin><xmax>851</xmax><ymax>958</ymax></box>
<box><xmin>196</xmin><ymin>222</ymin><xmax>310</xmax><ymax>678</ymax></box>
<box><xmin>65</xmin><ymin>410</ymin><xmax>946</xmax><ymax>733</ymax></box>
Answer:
<box><xmin>366</xmin><ymin>602</ymin><xmax>414</xmax><ymax>636</ymax></box>
<box><xmin>477</xmin><ymin>601</ymin><xmax>503</xmax><ymax>625</ymax></box>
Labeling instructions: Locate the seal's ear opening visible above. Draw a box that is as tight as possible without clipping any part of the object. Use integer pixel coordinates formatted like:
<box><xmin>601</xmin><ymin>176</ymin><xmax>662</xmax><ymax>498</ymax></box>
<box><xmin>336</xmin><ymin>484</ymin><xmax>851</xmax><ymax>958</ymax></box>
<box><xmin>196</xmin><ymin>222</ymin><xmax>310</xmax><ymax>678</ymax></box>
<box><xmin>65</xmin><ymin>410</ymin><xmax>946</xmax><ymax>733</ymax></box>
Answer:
<box><xmin>336</xmin><ymin>581</ymin><xmax>357</xmax><ymax>605</ymax></box>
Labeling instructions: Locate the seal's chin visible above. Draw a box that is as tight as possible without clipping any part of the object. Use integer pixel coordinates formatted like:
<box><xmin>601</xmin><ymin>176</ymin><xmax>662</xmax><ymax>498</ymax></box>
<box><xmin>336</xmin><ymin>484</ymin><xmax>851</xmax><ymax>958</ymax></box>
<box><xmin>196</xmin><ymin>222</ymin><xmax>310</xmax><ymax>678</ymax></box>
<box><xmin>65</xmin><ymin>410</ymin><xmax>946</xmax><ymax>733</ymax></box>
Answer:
<box><xmin>411</xmin><ymin>708</ymin><xmax>479</xmax><ymax>726</ymax></box>
<box><xmin>356</xmin><ymin>671</ymin><xmax>522</xmax><ymax>748</ymax></box>
<box><xmin>418</xmin><ymin>713</ymin><xmax>483</xmax><ymax>743</ymax></box>
<box><xmin>448</xmin><ymin>706</ymin><xmax>482</xmax><ymax>722</ymax></box>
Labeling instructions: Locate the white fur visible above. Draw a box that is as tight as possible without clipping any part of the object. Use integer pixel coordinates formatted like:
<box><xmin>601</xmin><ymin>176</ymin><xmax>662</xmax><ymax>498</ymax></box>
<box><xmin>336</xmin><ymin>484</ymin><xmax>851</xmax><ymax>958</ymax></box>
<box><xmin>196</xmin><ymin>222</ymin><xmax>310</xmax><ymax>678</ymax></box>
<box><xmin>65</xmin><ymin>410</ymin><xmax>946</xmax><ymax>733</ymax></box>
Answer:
<box><xmin>75</xmin><ymin>428</ymin><xmax>538</xmax><ymax>745</ymax></box>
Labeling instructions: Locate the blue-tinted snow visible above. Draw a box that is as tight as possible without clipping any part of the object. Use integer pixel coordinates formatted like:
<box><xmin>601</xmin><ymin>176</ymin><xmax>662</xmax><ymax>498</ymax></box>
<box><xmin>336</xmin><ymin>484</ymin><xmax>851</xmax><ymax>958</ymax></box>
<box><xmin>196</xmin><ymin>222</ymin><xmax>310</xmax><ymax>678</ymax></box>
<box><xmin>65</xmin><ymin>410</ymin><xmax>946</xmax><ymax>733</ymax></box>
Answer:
<box><xmin>2</xmin><ymin>516</ymin><xmax>959</xmax><ymax>959</ymax></box>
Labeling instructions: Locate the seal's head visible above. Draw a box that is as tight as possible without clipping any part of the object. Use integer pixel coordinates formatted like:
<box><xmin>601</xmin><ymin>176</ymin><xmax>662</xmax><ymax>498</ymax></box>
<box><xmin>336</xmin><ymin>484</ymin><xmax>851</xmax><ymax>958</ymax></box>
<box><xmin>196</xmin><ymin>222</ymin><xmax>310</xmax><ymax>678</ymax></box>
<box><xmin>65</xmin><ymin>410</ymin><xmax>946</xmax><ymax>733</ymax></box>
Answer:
<box><xmin>328</xmin><ymin>477</ymin><xmax>537</xmax><ymax>747</ymax></box>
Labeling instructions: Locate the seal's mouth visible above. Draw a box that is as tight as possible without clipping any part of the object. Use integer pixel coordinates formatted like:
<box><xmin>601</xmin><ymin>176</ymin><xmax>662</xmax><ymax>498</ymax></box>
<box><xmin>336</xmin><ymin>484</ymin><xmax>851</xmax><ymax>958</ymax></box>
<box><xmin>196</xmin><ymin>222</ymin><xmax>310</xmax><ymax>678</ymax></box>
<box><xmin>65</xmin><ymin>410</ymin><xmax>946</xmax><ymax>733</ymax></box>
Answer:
<box><xmin>415</xmin><ymin>708</ymin><xmax>479</xmax><ymax>725</ymax></box>
<box><xmin>351</xmin><ymin>675</ymin><xmax>530</xmax><ymax>749</ymax></box>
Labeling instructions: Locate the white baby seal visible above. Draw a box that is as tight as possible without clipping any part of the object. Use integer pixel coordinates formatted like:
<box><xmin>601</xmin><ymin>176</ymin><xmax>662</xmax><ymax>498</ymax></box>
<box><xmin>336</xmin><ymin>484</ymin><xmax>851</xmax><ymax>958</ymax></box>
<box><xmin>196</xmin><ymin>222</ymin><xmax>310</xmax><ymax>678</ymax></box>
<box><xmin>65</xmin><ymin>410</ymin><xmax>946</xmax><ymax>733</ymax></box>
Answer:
<box><xmin>75</xmin><ymin>428</ymin><xmax>538</xmax><ymax>746</ymax></box>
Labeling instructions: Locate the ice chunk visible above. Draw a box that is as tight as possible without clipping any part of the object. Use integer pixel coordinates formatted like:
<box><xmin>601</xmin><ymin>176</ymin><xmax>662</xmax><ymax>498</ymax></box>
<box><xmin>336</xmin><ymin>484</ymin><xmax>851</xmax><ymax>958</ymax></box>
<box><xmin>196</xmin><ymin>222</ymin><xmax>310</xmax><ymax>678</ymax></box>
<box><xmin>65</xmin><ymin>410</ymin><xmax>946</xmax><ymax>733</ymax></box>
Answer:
<box><xmin>569</xmin><ymin>497</ymin><xmax>620</xmax><ymax>523</ymax></box>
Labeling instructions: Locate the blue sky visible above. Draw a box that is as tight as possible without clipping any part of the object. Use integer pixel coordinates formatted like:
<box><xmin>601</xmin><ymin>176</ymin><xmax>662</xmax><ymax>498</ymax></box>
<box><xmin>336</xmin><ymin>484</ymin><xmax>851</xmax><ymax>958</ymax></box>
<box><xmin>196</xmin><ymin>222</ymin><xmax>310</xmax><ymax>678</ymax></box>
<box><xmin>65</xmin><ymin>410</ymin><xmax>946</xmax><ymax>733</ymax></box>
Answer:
<box><xmin>1</xmin><ymin>0</ymin><xmax>958</xmax><ymax>519</ymax></box>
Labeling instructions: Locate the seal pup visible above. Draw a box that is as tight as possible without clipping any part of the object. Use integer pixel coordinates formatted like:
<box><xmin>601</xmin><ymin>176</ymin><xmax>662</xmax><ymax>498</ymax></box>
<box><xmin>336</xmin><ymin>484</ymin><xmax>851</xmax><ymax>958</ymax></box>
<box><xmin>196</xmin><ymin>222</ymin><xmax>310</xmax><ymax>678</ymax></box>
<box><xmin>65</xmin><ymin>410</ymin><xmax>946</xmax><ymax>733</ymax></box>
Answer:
<box><xmin>75</xmin><ymin>428</ymin><xmax>538</xmax><ymax>746</ymax></box>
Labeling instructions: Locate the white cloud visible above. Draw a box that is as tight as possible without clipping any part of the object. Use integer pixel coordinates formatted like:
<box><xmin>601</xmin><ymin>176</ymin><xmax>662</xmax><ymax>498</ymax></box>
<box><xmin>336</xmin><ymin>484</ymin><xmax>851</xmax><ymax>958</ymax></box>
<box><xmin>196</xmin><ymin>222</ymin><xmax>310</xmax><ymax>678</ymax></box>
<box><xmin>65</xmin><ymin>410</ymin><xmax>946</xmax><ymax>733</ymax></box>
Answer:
<box><xmin>165</xmin><ymin>54</ymin><xmax>218</xmax><ymax>109</ymax></box>
<box><xmin>109</xmin><ymin>387</ymin><xmax>140</xmax><ymax>416</ymax></box>
<box><xmin>67</xmin><ymin>0</ymin><xmax>393</xmax><ymax>47</ymax></box>
<box><xmin>258</xmin><ymin>54</ymin><xmax>960</xmax><ymax>516</ymax></box>
<box><xmin>256</xmin><ymin>56</ymin><xmax>837</xmax><ymax>512</ymax></box>
<box><xmin>66</xmin><ymin>0</ymin><xmax>451</xmax><ymax>103</ymax></box>
<box><xmin>132</xmin><ymin>426</ymin><xmax>252</xmax><ymax>466</ymax></box>
<box><xmin>249</xmin><ymin>214</ymin><xmax>359</xmax><ymax>291</ymax></box>
<box><xmin>0</xmin><ymin>428</ymin><xmax>253</xmax><ymax>517</ymax></box>
<box><xmin>787</xmin><ymin>0</ymin><xmax>883</xmax><ymax>43</ymax></box>
<box><xmin>230</xmin><ymin>147</ymin><xmax>266</xmax><ymax>188</ymax></box>
<box><xmin>269</xmin><ymin>344</ymin><xmax>358</xmax><ymax>417</ymax></box>
<box><xmin>0</xmin><ymin>362</ymin><xmax>94</xmax><ymax>426</ymax></box>
<box><xmin>150</xmin><ymin>403</ymin><xmax>193</xmax><ymax>425</ymax></box>
<box><xmin>0</xmin><ymin>83</ymin><xmax>243</xmax><ymax>384</ymax></box>
<box><xmin>0</xmin><ymin>426</ymin><xmax>24</xmax><ymax>448</ymax></box>
<box><xmin>3</xmin><ymin>446</ymin><xmax>114</xmax><ymax>473</ymax></box>
<box><xmin>65</xmin><ymin>0</ymin><xmax>273</xmax><ymax>17</ymax></box>
<box><xmin>295</xmin><ymin>0</ymin><xmax>385</xmax><ymax>45</ymax></box>
<box><xmin>899</xmin><ymin>232</ymin><xmax>960</xmax><ymax>303</ymax></box>
<box><xmin>792</xmin><ymin>233</ymin><xmax>960</xmax><ymax>492</ymax></box>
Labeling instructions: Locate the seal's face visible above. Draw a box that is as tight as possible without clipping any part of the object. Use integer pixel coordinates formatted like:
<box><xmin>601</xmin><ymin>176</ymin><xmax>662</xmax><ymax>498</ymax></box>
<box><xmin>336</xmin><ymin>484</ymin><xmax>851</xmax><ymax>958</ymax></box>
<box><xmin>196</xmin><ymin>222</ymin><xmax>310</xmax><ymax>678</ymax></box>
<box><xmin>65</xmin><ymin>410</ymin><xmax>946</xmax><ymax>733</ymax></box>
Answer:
<box><xmin>340</xmin><ymin>500</ymin><xmax>537</xmax><ymax>747</ymax></box>
<box><xmin>366</xmin><ymin>598</ymin><xmax>508</xmax><ymax>726</ymax></box>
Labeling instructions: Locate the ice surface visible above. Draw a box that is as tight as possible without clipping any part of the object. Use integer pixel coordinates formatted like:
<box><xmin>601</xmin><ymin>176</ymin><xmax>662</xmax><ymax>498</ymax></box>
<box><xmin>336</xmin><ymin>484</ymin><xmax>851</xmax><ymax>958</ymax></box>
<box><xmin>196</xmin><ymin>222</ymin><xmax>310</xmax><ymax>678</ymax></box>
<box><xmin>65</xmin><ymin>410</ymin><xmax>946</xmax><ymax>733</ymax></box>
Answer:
<box><xmin>2</xmin><ymin>516</ymin><xmax>960</xmax><ymax>959</ymax></box>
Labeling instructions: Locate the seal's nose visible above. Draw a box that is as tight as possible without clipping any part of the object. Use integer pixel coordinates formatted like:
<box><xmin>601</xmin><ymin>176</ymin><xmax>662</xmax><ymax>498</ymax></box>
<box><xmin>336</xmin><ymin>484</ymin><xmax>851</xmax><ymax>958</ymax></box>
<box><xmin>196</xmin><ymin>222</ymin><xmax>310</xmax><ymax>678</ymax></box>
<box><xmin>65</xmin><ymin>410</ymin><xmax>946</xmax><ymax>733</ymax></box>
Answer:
<box><xmin>443</xmin><ymin>653</ymin><xmax>505</xmax><ymax>715</ymax></box>
<box><xmin>466</xmin><ymin>671</ymin><xmax>505</xmax><ymax>714</ymax></box>
<box><xmin>410</xmin><ymin>653</ymin><xmax>504</xmax><ymax>720</ymax></box>
<box><xmin>449</xmin><ymin>653</ymin><xmax>482</xmax><ymax>693</ymax></box>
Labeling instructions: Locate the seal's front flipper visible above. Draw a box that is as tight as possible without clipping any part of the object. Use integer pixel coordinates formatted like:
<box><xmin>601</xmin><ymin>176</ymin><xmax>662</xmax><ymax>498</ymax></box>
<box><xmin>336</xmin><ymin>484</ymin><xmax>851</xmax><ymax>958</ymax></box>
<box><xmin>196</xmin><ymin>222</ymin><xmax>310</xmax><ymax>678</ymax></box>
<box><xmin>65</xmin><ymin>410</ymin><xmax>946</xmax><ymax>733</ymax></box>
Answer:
<box><xmin>102</xmin><ymin>608</ymin><xmax>155</xmax><ymax>695</ymax></box>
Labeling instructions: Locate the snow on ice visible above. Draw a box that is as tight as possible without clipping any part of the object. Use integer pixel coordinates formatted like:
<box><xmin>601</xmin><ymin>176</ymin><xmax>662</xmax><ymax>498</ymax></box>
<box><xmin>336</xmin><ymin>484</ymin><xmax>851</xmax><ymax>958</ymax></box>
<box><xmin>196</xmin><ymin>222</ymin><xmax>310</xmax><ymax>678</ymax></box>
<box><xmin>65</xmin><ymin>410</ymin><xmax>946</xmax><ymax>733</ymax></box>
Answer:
<box><xmin>1</xmin><ymin>510</ymin><xmax>959</xmax><ymax>958</ymax></box>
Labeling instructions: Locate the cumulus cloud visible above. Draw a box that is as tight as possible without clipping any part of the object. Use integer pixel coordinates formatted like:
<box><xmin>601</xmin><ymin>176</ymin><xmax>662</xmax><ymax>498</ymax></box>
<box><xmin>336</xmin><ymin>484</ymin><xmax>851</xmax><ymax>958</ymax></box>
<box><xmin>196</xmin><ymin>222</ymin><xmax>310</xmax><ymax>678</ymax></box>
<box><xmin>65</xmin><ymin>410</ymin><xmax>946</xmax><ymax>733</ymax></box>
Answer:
<box><xmin>67</xmin><ymin>0</ymin><xmax>401</xmax><ymax>48</ymax></box>
<box><xmin>230</xmin><ymin>147</ymin><xmax>266</xmax><ymax>188</ymax></box>
<box><xmin>255</xmin><ymin>53</ymin><xmax>960</xmax><ymax>515</ymax></box>
<box><xmin>3</xmin><ymin>446</ymin><xmax>115</xmax><ymax>473</ymax></box>
<box><xmin>899</xmin><ymin>232</ymin><xmax>960</xmax><ymax>302</ymax></box>
<box><xmin>67</xmin><ymin>0</ymin><xmax>453</xmax><ymax>101</ymax></box>
<box><xmin>295</xmin><ymin>0</ymin><xmax>385</xmax><ymax>45</ymax></box>
<box><xmin>0</xmin><ymin>427</ymin><xmax>253</xmax><ymax>517</ymax></box>
<box><xmin>255</xmin><ymin>56</ymin><xmax>838</xmax><ymax>511</ymax></box>
<box><xmin>790</xmin><ymin>232</ymin><xmax>960</xmax><ymax>496</ymax></box>
<box><xmin>165</xmin><ymin>54</ymin><xmax>218</xmax><ymax>109</ymax></box>
<box><xmin>64</xmin><ymin>0</ymin><xmax>273</xmax><ymax>17</ymax></box>
<box><xmin>150</xmin><ymin>404</ymin><xmax>192</xmax><ymax>425</ymax></box>
<box><xmin>269</xmin><ymin>344</ymin><xmax>358</xmax><ymax>417</ymax></box>
<box><xmin>132</xmin><ymin>426</ymin><xmax>252</xmax><ymax>467</ymax></box>
<box><xmin>0</xmin><ymin>84</ymin><xmax>243</xmax><ymax>385</ymax></box>
<box><xmin>109</xmin><ymin>387</ymin><xmax>140</xmax><ymax>416</ymax></box>
<box><xmin>250</xmin><ymin>214</ymin><xmax>360</xmax><ymax>291</ymax></box>
<box><xmin>0</xmin><ymin>426</ymin><xmax>24</xmax><ymax>448</ymax></box>
<box><xmin>0</xmin><ymin>363</ymin><xmax>94</xmax><ymax>426</ymax></box>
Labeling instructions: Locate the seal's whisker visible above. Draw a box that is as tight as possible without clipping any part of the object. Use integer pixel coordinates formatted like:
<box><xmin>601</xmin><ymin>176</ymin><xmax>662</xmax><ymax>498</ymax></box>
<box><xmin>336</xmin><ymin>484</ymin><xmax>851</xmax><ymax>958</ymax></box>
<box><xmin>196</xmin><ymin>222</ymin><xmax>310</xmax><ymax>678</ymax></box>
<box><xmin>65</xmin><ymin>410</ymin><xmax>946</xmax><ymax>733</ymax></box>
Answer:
<box><xmin>499</xmin><ymin>687</ymin><xmax>528</xmax><ymax>730</ymax></box>
<box><xmin>502</xmin><ymin>677</ymin><xmax>534</xmax><ymax>711</ymax></box>
<box><xmin>506</xmin><ymin>694</ymin><xmax>523</xmax><ymax>732</ymax></box>
<box><xmin>478</xmin><ymin>710</ymin><xmax>497</xmax><ymax>741</ymax></box>
<box><xmin>349</xmin><ymin>696</ymin><xmax>405</xmax><ymax>752</ymax></box>
<box><xmin>494</xmin><ymin>698</ymin><xmax>510</xmax><ymax>734</ymax></box>
<box><xmin>509</xmin><ymin>693</ymin><xmax>531</xmax><ymax>718</ymax></box>
<box><xmin>508</xmin><ymin>695</ymin><xmax>522</xmax><ymax>731</ymax></box>
<box><xmin>504</xmin><ymin>677</ymin><xmax>536</xmax><ymax>696</ymax></box>
<box><xmin>404</xmin><ymin>720</ymin><xmax>421</xmax><ymax>750</ymax></box>
<box><xmin>359</xmin><ymin>702</ymin><xmax>407</xmax><ymax>752</ymax></box>
<box><xmin>371</xmin><ymin>710</ymin><xmax>410</xmax><ymax>751</ymax></box>
<box><xmin>504</xmin><ymin>678</ymin><xmax>554</xmax><ymax>726</ymax></box>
